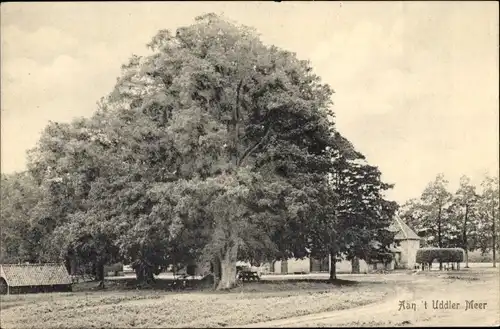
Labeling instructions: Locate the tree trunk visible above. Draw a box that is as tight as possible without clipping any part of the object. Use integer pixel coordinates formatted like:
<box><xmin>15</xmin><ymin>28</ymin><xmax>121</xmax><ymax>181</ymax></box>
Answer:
<box><xmin>438</xmin><ymin>205</ymin><xmax>443</xmax><ymax>271</ymax></box>
<box><xmin>329</xmin><ymin>253</ymin><xmax>337</xmax><ymax>281</ymax></box>
<box><xmin>216</xmin><ymin>243</ymin><xmax>239</xmax><ymax>290</ymax></box>
<box><xmin>351</xmin><ymin>257</ymin><xmax>360</xmax><ymax>274</ymax></box>
<box><xmin>70</xmin><ymin>257</ymin><xmax>77</xmax><ymax>276</ymax></box>
<box><xmin>464</xmin><ymin>204</ymin><xmax>469</xmax><ymax>268</ymax></box>
<box><xmin>211</xmin><ymin>258</ymin><xmax>222</xmax><ymax>290</ymax></box>
<box><xmin>493</xmin><ymin>206</ymin><xmax>497</xmax><ymax>268</ymax></box>
<box><xmin>133</xmin><ymin>260</ymin><xmax>155</xmax><ymax>286</ymax></box>
<box><xmin>438</xmin><ymin>206</ymin><xmax>442</xmax><ymax>248</ymax></box>
<box><xmin>96</xmin><ymin>262</ymin><xmax>105</xmax><ymax>289</ymax></box>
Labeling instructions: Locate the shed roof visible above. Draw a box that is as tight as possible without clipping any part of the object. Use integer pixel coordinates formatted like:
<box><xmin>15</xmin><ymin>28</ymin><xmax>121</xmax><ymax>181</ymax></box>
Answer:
<box><xmin>0</xmin><ymin>263</ymin><xmax>72</xmax><ymax>287</ymax></box>
<box><xmin>390</xmin><ymin>215</ymin><xmax>421</xmax><ymax>241</ymax></box>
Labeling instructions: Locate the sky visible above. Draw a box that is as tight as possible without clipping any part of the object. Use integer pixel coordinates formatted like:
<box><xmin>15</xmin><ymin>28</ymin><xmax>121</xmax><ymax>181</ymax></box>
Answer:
<box><xmin>1</xmin><ymin>1</ymin><xmax>499</xmax><ymax>203</ymax></box>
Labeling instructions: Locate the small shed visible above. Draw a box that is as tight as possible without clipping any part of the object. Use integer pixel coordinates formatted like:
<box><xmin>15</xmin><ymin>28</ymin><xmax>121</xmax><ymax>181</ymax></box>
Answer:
<box><xmin>0</xmin><ymin>263</ymin><xmax>73</xmax><ymax>294</ymax></box>
<box><xmin>389</xmin><ymin>215</ymin><xmax>422</xmax><ymax>269</ymax></box>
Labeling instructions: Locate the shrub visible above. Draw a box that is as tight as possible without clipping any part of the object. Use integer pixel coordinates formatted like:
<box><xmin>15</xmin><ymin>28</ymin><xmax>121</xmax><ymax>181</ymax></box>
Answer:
<box><xmin>416</xmin><ymin>248</ymin><xmax>464</xmax><ymax>264</ymax></box>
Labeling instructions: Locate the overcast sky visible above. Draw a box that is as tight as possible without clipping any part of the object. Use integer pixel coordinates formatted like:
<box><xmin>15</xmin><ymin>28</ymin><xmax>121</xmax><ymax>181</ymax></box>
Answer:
<box><xmin>1</xmin><ymin>2</ymin><xmax>498</xmax><ymax>203</ymax></box>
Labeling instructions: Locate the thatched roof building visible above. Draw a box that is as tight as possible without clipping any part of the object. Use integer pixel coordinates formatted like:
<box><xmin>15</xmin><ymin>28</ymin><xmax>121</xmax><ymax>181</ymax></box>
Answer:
<box><xmin>0</xmin><ymin>263</ymin><xmax>73</xmax><ymax>294</ymax></box>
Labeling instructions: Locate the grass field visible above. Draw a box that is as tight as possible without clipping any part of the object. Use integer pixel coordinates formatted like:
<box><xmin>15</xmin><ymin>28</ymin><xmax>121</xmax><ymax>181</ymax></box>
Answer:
<box><xmin>1</xmin><ymin>265</ymin><xmax>498</xmax><ymax>328</ymax></box>
<box><xmin>0</xmin><ymin>279</ymin><xmax>395</xmax><ymax>328</ymax></box>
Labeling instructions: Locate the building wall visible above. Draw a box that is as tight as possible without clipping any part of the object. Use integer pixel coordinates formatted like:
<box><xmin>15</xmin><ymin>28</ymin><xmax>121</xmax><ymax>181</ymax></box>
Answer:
<box><xmin>310</xmin><ymin>257</ymin><xmax>329</xmax><ymax>272</ymax></box>
<box><xmin>334</xmin><ymin>259</ymin><xmax>369</xmax><ymax>274</ymax></box>
<box><xmin>273</xmin><ymin>258</ymin><xmax>310</xmax><ymax>274</ymax></box>
<box><xmin>398</xmin><ymin>239</ymin><xmax>421</xmax><ymax>269</ymax></box>
<box><xmin>239</xmin><ymin>238</ymin><xmax>421</xmax><ymax>275</ymax></box>
<box><xmin>272</xmin><ymin>257</ymin><xmax>370</xmax><ymax>274</ymax></box>
<box><xmin>369</xmin><ymin>260</ymin><xmax>395</xmax><ymax>271</ymax></box>
<box><xmin>9</xmin><ymin>284</ymin><xmax>72</xmax><ymax>294</ymax></box>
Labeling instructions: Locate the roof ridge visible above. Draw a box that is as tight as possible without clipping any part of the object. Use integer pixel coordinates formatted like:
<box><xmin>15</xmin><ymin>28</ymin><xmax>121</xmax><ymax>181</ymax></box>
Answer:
<box><xmin>1</xmin><ymin>263</ymin><xmax>71</xmax><ymax>287</ymax></box>
<box><xmin>393</xmin><ymin>215</ymin><xmax>421</xmax><ymax>240</ymax></box>
<box><xmin>394</xmin><ymin>215</ymin><xmax>408</xmax><ymax>239</ymax></box>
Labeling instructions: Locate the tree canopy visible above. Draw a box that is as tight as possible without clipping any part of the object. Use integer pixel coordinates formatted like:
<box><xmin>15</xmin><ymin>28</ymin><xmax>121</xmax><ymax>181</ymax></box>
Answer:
<box><xmin>1</xmin><ymin>14</ymin><xmax>399</xmax><ymax>289</ymax></box>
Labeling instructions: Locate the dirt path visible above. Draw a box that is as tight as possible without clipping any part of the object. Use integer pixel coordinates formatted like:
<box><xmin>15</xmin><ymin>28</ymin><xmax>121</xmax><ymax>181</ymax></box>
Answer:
<box><xmin>242</xmin><ymin>271</ymin><xmax>500</xmax><ymax>328</ymax></box>
<box><xmin>241</xmin><ymin>286</ymin><xmax>414</xmax><ymax>328</ymax></box>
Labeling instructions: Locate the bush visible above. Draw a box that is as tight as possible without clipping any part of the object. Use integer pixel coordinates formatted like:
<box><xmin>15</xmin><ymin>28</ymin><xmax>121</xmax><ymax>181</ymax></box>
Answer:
<box><xmin>416</xmin><ymin>248</ymin><xmax>464</xmax><ymax>264</ymax></box>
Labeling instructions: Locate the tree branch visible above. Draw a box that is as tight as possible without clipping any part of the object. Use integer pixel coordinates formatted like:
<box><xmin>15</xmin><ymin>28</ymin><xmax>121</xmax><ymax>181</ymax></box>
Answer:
<box><xmin>238</xmin><ymin>122</ymin><xmax>274</xmax><ymax>167</ymax></box>
<box><xmin>235</xmin><ymin>79</ymin><xmax>243</xmax><ymax>123</ymax></box>
<box><xmin>232</xmin><ymin>79</ymin><xmax>244</xmax><ymax>166</ymax></box>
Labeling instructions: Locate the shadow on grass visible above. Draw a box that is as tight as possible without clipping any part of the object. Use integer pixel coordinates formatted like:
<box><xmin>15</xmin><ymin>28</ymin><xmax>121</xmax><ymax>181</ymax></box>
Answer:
<box><xmin>71</xmin><ymin>277</ymin><xmax>362</xmax><ymax>294</ymax></box>
<box><xmin>445</xmin><ymin>275</ymin><xmax>480</xmax><ymax>281</ymax></box>
<box><xmin>73</xmin><ymin>277</ymin><xmax>207</xmax><ymax>292</ymax></box>
<box><xmin>258</xmin><ymin>278</ymin><xmax>358</xmax><ymax>286</ymax></box>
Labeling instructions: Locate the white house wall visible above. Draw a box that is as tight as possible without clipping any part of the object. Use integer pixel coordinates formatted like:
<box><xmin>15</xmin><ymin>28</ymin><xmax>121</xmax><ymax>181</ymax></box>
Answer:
<box><xmin>334</xmin><ymin>259</ymin><xmax>369</xmax><ymax>274</ymax></box>
<box><xmin>273</xmin><ymin>258</ymin><xmax>310</xmax><ymax>274</ymax></box>
<box><xmin>398</xmin><ymin>239</ymin><xmax>420</xmax><ymax>269</ymax></box>
<box><xmin>272</xmin><ymin>257</ymin><xmax>370</xmax><ymax>274</ymax></box>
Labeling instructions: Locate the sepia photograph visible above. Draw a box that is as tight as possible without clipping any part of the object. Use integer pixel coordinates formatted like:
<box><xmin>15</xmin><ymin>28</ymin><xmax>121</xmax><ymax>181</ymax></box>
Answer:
<box><xmin>1</xmin><ymin>1</ymin><xmax>499</xmax><ymax>327</ymax></box>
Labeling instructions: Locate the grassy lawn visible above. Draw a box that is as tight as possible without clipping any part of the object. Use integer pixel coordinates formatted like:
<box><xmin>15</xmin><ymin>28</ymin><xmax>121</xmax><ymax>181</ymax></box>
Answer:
<box><xmin>0</xmin><ymin>279</ymin><xmax>395</xmax><ymax>328</ymax></box>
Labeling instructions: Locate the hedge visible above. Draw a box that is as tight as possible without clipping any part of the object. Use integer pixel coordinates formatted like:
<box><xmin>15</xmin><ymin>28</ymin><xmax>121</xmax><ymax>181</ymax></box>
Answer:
<box><xmin>416</xmin><ymin>248</ymin><xmax>465</xmax><ymax>264</ymax></box>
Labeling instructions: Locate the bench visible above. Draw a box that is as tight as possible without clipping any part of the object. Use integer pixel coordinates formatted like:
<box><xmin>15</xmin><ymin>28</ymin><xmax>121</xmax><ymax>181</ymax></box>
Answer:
<box><xmin>238</xmin><ymin>270</ymin><xmax>260</xmax><ymax>282</ymax></box>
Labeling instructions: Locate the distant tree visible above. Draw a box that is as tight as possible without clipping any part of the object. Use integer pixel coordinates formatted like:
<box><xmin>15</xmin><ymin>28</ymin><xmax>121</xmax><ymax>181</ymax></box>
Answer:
<box><xmin>449</xmin><ymin>175</ymin><xmax>480</xmax><ymax>267</ymax></box>
<box><xmin>476</xmin><ymin>175</ymin><xmax>500</xmax><ymax>267</ymax></box>
<box><xmin>0</xmin><ymin>172</ymin><xmax>41</xmax><ymax>263</ymax></box>
<box><xmin>28</xmin><ymin>114</ymin><xmax>125</xmax><ymax>285</ymax></box>
<box><xmin>420</xmin><ymin>174</ymin><xmax>453</xmax><ymax>250</ymax></box>
<box><xmin>399</xmin><ymin>174</ymin><xmax>454</xmax><ymax>270</ymax></box>
<box><xmin>400</xmin><ymin>173</ymin><xmax>499</xmax><ymax>269</ymax></box>
<box><xmin>399</xmin><ymin>198</ymin><xmax>428</xmax><ymax>241</ymax></box>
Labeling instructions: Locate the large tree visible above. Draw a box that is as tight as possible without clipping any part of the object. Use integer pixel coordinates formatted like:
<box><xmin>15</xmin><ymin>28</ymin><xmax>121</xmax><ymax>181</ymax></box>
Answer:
<box><xmin>308</xmin><ymin>132</ymin><xmax>397</xmax><ymax>279</ymax></box>
<box><xmin>334</xmin><ymin>156</ymin><xmax>397</xmax><ymax>274</ymax></box>
<box><xmin>12</xmin><ymin>14</ymin><xmax>398</xmax><ymax>290</ymax></box>
<box><xmin>25</xmin><ymin>117</ymin><xmax>123</xmax><ymax>285</ymax></box>
<box><xmin>23</xmin><ymin>14</ymin><xmax>339</xmax><ymax>290</ymax></box>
